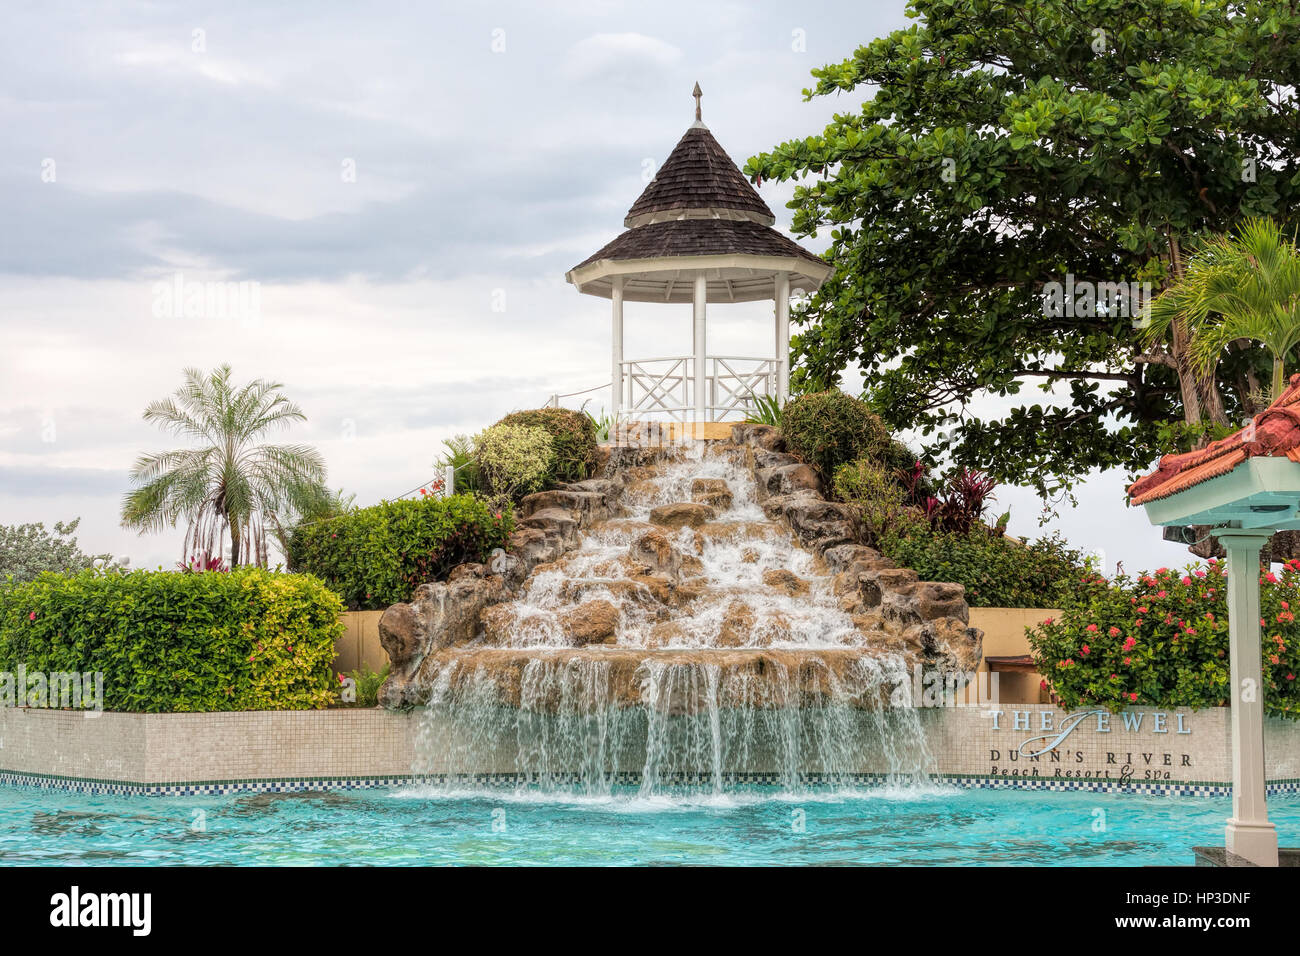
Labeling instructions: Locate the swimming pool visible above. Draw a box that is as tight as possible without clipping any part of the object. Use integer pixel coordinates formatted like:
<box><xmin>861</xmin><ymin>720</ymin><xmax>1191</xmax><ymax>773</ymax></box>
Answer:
<box><xmin>3</xmin><ymin>784</ymin><xmax>1297</xmax><ymax>866</ymax></box>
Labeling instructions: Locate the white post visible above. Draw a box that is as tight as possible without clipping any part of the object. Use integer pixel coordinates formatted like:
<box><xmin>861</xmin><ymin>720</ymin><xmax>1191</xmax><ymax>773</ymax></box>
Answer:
<box><xmin>774</xmin><ymin>271</ymin><xmax>791</xmax><ymax>405</ymax></box>
<box><xmin>443</xmin><ymin>464</ymin><xmax>456</xmax><ymax>497</ymax></box>
<box><xmin>693</xmin><ymin>273</ymin><xmax>707</xmax><ymax>422</ymax></box>
<box><xmin>1219</xmin><ymin>528</ymin><xmax>1278</xmax><ymax>866</ymax></box>
<box><xmin>611</xmin><ymin>276</ymin><xmax>624</xmax><ymax>420</ymax></box>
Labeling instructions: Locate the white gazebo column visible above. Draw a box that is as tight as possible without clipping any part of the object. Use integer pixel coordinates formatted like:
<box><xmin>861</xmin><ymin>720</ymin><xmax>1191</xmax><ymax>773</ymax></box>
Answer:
<box><xmin>693</xmin><ymin>273</ymin><xmax>707</xmax><ymax>421</ymax></box>
<box><xmin>610</xmin><ymin>276</ymin><xmax>624</xmax><ymax>419</ymax></box>
<box><xmin>1219</xmin><ymin>528</ymin><xmax>1279</xmax><ymax>866</ymax></box>
<box><xmin>774</xmin><ymin>271</ymin><xmax>790</xmax><ymax>404</ymax></box>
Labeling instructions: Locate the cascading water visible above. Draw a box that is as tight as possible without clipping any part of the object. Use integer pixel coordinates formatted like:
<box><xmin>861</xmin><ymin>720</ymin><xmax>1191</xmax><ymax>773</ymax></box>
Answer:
<box><xmin>412</xmin><ymin>439</ymin><xmax>933</xmax><ymax>795</ymax></box>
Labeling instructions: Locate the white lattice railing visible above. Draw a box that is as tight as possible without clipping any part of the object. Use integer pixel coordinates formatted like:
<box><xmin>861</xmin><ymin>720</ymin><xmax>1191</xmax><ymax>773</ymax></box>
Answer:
<box><xmin>618</xmin><ymin>355</ymin><xmax>778</xmax><ymax>422</ymax></box>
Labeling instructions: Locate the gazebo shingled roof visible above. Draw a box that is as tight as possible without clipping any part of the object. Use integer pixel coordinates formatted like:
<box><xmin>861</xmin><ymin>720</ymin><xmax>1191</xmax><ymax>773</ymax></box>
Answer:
<box><xmin>1129</xmin><ymin>374</ymin><xmax>1300</xmax><ymax>506</ymax></box>
<box><xmin>573</xmin><ymin>218</ymin><xmax>827</xmax><ymax>275</ymax></box>
<box><xmin>622</xmin><ymin>125</ymin><xmax>776</xmax><ymax>227</ymax></box>
<box><xmin>566</xmin><ymin>85</ymin><xmax>830</xmax><ymax>304</ymax></box>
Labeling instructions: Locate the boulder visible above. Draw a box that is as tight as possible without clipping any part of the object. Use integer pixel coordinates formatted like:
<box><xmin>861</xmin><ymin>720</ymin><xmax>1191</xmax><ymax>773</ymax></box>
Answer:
<box><xmin>378</xmin><ymin>575</ymin><xmax>504</xmax><ymax>707</ymax></box>
<box><xmin>755</xmin><ymin>463</ymin><xmax>822</xmax><ymax>500</ymax></box>
<box><xmin>631</xmin><ymin>528</ymin><xmax>685</xmax><ymax>577</ymax></box>
<box><xmin>717</xmin><ymin>600</ymin><xmax>755</xmax><ymax>647</ymax></box>
<box><xmin>650</xmin><ymin>502</ymin><xmax>716</xmax><ymax>529</ymax></box>
<box><xmin>762</xmin><ymin>568</ymin><xmax>810</xmax><ymax>597</ymax></box>
<box><xmin>691</xmin><ymin>478</ymin><xmax>733</xmax><ymax>510</ymax></box>
<box><xmin>729</xmin><ymin>423</ymin><xmax>786</xmax><ymax>452</ymax></box>
<box><xmin>559</xmin><ymin>599</ymin><xmax>620</xmax><ymax>646</ymax></box>
<box><xmin>762</xmin><ymin>492</ymin><xmax>859</xmax><ymax>554</ymax></box>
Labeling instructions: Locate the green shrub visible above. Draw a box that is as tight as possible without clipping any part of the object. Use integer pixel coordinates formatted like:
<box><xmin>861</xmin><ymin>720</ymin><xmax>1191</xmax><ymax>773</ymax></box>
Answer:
<box><xmin>340</xmin><ymin>661</ymin><xmax>389</xmax><ymax>707</ymax></box>
<box><xmin>288</xmin><ymin>494</ymin><xmax>513</xmax><ymax>610</ymax></box>
<box><xmin>1028</xmin><ymin>560</ymin><xmax>1300</xmax><ymax>718</ymax></box>
<box><xmin>781</xmin><ymin>390</ymin><xmax>891</xmax><ymax>480</ymax></box>
<box><xmin>498</xmin><ymin>407</ymin><xmax>598</xmax><ymax>484</ymax></box>
<box><xmin>476</xmin><ymin>423</ymin><xmax>556</xmax><ymax>503</ymax></box>
<box><xmin>881</xmin><ymin>525</ymin><xmax>1088</xmax><ymax>608</ymax></box>
<box><xmin>833</xmin><ymin>458</ymin><xmax>907</xmax><ymax>545</ymax></box>
<box><xmin>0</xmin><ymin>568</ymin><xmax>343</xmax><ymax>712</ymax></box>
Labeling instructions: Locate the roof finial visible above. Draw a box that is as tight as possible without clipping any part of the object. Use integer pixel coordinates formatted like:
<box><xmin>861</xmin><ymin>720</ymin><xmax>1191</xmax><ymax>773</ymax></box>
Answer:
<box><xmin>693</xmin><ymin>81</ymin><xmax>703</xmax><ymax>123</ymax></box>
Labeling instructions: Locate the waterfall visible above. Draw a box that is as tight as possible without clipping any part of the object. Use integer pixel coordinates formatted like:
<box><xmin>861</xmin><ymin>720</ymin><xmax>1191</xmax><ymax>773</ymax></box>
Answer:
<box><xmin>411</xmin><ymin>439</ymin><xmax>935</xmax><ymax>795</ymax></box>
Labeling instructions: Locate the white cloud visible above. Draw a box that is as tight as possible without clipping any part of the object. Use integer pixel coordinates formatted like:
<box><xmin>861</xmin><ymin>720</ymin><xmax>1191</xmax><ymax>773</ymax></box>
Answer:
<box><xmin>563</xmin><ymin>33</ymin><xmax>683</xmax><ymax>81</ymax></box>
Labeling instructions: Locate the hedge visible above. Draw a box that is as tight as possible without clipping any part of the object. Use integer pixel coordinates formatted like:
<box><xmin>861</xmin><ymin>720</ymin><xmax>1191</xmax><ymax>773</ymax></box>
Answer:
<box><xmin>288</xmin><ymin>493</ymin><xmax>513</xmax><ymax>609</ymax></box>
<box><xmin>0</xmin><ymin>568</ymin><xmax>343</xmax><ymax>712</ymax></box>
<box><xmin>881</xmin><ymin>526</ymin><xmax>1088</xmax><ymax>608</ymax></box>
<box><xmin>1028</xmin><ymin>560</ymin><xmax>1300</xmax><ymax>718</ymax></box>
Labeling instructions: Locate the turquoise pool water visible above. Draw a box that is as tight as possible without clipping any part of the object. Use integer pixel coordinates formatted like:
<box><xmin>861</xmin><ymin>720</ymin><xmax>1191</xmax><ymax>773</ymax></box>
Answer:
<box><xmin>2</xmin><ymin>784</ymin><xmax>1297</xmax><ymax>866</ymax></box>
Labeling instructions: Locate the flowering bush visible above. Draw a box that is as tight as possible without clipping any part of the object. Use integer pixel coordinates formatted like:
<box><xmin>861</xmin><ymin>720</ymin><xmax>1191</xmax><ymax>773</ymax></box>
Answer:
<box><xmin>1028</xmin><ymin>559</ymin><xmax>1300</xmax><ymax>718</ymax></box>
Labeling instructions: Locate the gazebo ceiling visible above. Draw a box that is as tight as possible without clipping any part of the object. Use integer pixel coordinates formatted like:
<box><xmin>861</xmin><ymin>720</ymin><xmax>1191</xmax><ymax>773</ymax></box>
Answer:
<box><xmin>567</xmin><ymin>88</ymin><xmax>829</xmax><ymax>303</ymax></box>
<box><xmin>1130</xmin><ymin>374</ymin><xmax>1300</xmax><ymax>528</ymax></box>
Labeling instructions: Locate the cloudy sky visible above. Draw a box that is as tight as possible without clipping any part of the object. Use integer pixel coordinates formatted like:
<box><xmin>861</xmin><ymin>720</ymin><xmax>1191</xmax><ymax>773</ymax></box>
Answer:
<box><xmin>0</xmin><ymin>0</ymin><xmax>1191</xmax><ymax>575</ymax></box>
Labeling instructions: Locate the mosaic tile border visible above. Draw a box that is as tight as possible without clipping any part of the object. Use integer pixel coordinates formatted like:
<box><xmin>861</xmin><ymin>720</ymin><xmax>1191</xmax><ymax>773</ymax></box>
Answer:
<box><xmin>4</xmin><ymin>767</ymin><xmax>1298</xmax><ymax>798</ymax></box>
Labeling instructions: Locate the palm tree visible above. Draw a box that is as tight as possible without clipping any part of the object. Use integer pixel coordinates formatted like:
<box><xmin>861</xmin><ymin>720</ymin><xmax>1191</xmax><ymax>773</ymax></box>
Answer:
<box><xmin>121</xmin><ymin>365</ymin><xmax>328</xmax><ymax>567</ymax></box>
<box><xmin>1142</xmin><ymin>218</ymin><xmax>1300</xmax><ymax>405</ymax></box>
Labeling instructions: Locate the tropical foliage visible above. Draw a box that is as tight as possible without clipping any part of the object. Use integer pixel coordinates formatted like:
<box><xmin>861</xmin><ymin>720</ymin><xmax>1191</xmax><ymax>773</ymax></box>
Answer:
<box><xmin>1143</xmin><ymin>217</ymin><xmax>1300</xmax><ymax>405</ymax></box>
<box><xmin>120</xmin><ymin>365</ymin><xmax>328</xmax><ymax>567</ymax></box>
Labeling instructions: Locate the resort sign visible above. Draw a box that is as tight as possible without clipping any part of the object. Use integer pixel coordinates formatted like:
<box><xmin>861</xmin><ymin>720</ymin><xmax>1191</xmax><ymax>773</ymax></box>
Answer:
<box><xmin>984</xmin><ymin>707</ymin><xmax>1197</xmax><ymax>782</ymax></box>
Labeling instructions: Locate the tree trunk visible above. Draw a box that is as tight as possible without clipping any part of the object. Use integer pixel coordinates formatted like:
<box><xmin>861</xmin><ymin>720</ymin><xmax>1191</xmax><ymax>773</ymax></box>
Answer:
<box><xmin>228</xmin><ymin>516</ymin><xmax>241</xmax><ymax>569</ymax></box>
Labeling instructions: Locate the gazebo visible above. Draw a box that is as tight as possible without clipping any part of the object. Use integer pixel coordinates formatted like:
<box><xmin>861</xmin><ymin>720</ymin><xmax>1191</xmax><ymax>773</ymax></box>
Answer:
<box><xmin>1128</xmin><ymin>377</ymin><xmax>1300</xmax><ymax>867</ymax></box>
<box><xmin>566</xmin><ymin>84</ymin><xmax>831</xmax><ymax>423</ymax></box>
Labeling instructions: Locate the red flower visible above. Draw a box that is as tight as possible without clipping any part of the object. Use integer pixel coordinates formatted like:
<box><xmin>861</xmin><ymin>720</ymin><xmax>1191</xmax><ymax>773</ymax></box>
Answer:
<box><xmin>1080</xmin><ymin>644</ymin><xmax>1091</xmax><ymax>655</ymax></box>
<box><xmin>1128</xmin><ymin>692</ymin><xmax>1138</xmax><ymax>702</ymax></box>
<box><xmin>1108</xmin><ymin>626</ymin><xmax>1120</xmax><ymax>637</ymax></box>
<box><xmin>28</xmin><ymin>611</ymin><xmax>36</xmax><ymax>621</ymax></box>
<box><xmin>1123</xmin><ymin>636</ymin><xmax>1136</xmax><ymax>651</ymax></box>
<box><xmin>1086</xmin><ymin>623</ymin><xmax>1098</xmax><ymax>632</ymax></box>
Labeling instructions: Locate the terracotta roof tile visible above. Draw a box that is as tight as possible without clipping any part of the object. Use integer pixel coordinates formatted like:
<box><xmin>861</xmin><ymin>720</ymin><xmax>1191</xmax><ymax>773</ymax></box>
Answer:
<box><xmin>1129</xmin><ymin>373</ymin><xmax>1300</xmax><ymax>505</ymax></box>
<box><xmin>624</xmin><ymin>126</ymin><xmax>774</xmax><ymax>226</ymax></box>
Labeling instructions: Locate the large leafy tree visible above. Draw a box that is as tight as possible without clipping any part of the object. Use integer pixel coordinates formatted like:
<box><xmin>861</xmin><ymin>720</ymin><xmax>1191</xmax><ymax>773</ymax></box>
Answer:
<box><xmin>121</xmin><ymin>365</ymin><xmax>328</xmax><ymax>567</ymax></box>
<box><xmin>747</xmin><ymin>0</ymin><xmax>1300</xmax><ymax>499</ymax></box>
